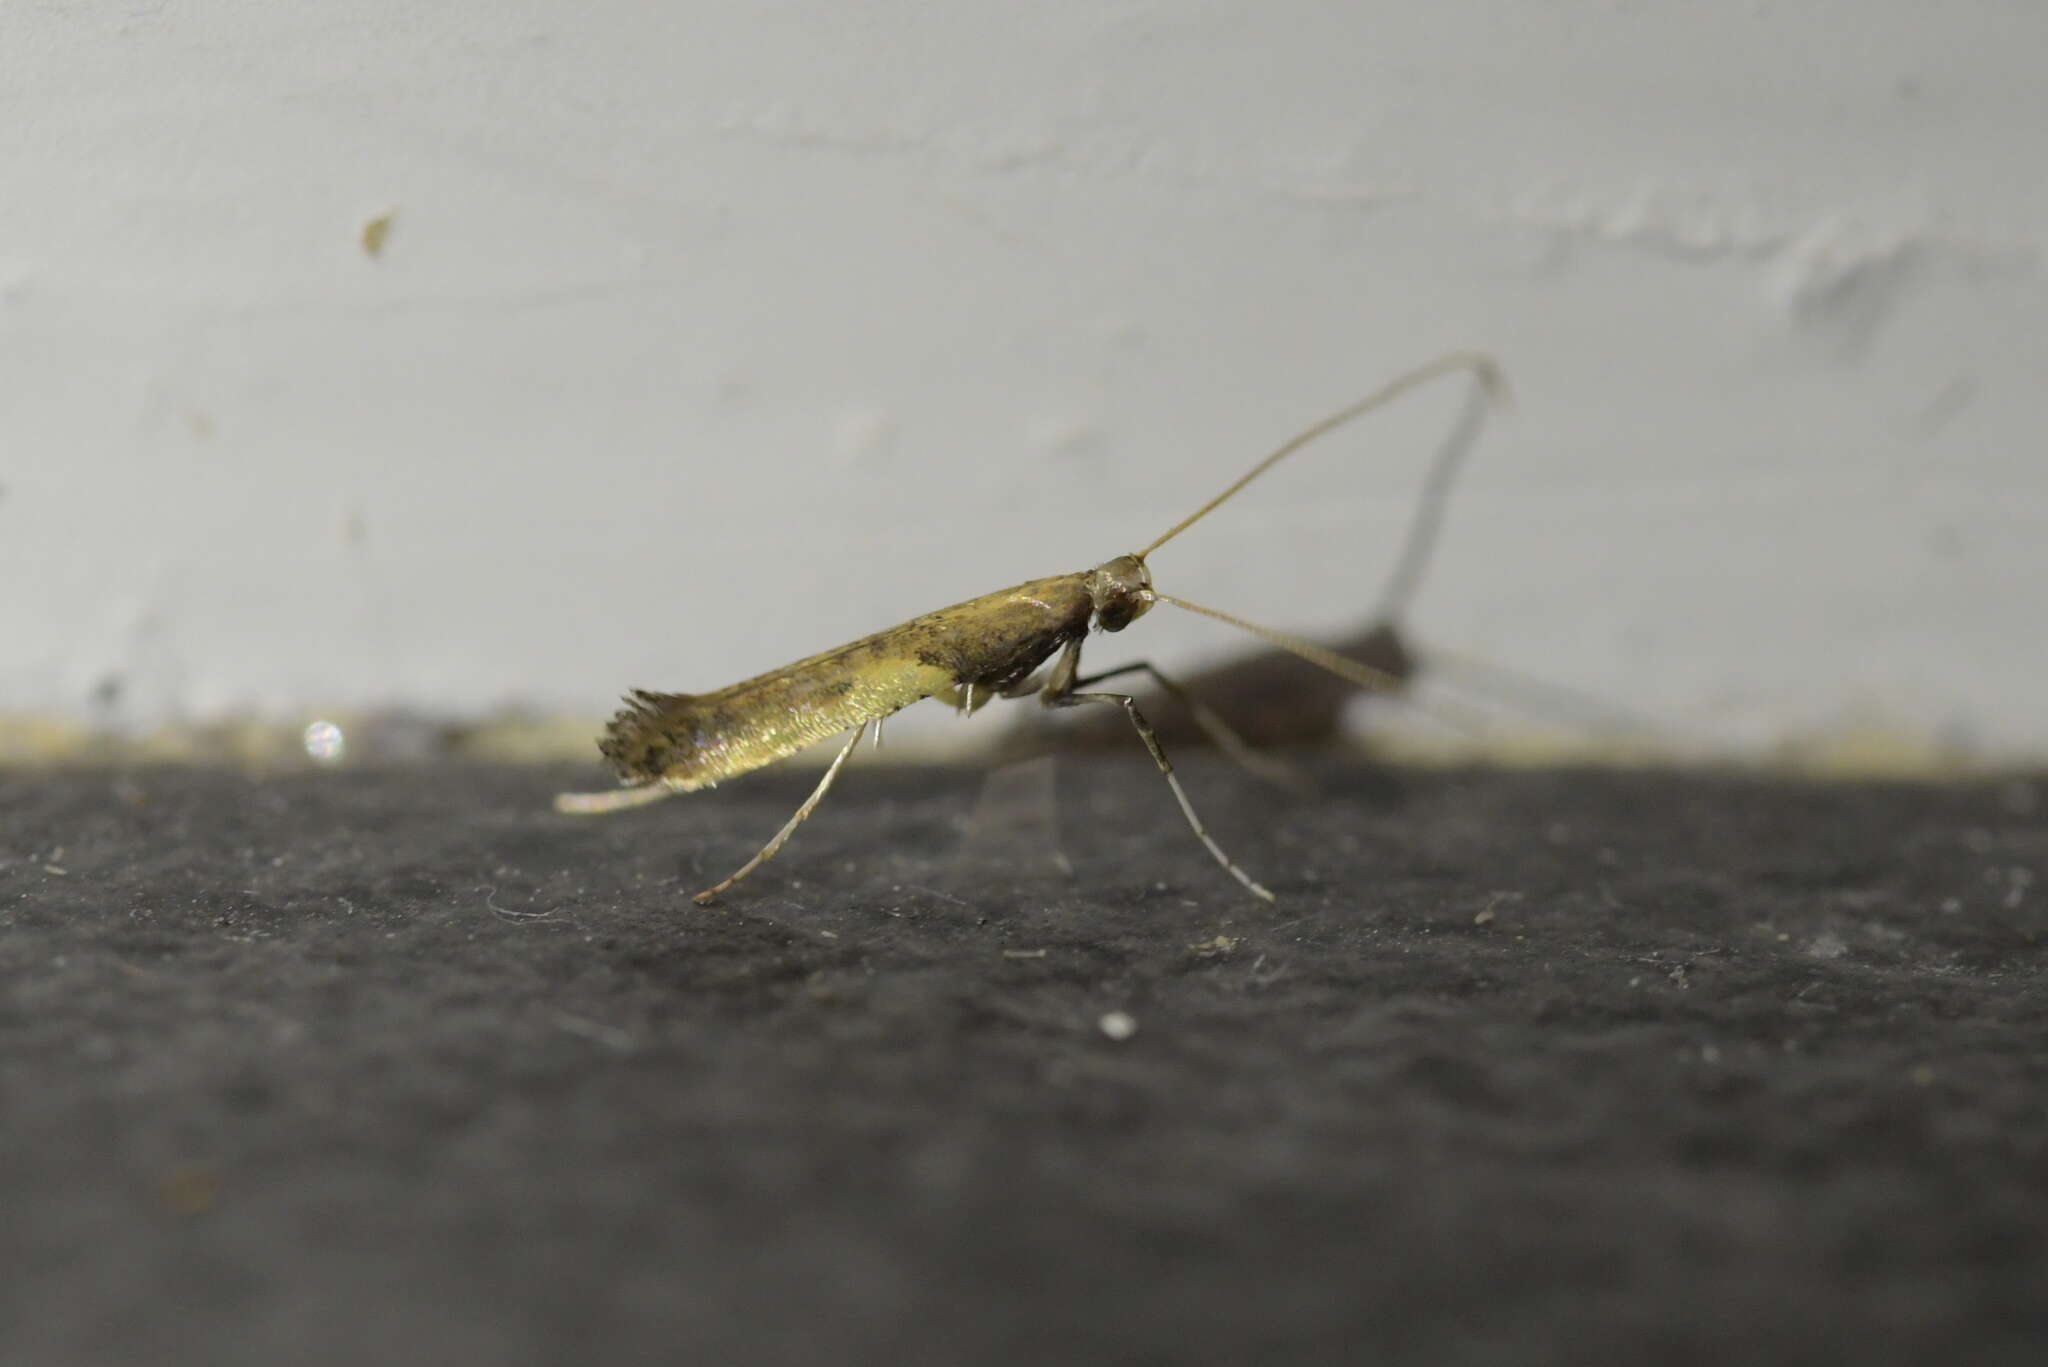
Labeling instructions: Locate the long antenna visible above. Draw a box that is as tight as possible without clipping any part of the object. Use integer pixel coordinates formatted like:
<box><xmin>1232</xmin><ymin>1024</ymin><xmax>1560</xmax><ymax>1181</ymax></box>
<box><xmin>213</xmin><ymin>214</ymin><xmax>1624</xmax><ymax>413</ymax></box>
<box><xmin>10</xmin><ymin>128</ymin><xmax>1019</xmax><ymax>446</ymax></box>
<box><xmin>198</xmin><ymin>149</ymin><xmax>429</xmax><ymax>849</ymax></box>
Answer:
<box><xmin>1138</xmin><ymin>351</ymin><xmax>1506</xmax><ymax>560</ymax></box>
<box><xmin>1152</xmin><ymin>592</ymin><xmax>1493</xmax><ymax>733</ymax></box>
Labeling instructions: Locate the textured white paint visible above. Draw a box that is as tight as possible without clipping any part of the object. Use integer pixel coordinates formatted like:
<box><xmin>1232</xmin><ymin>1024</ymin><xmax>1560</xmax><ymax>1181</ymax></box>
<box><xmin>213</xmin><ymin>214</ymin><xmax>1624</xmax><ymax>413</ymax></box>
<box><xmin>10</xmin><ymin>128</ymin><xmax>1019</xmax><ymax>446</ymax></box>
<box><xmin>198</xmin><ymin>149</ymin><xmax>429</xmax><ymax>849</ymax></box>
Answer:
<box><xmin>3</xmin><ymin>1</ymin><xmax>2044</xmax><ymax>757</ymax></box>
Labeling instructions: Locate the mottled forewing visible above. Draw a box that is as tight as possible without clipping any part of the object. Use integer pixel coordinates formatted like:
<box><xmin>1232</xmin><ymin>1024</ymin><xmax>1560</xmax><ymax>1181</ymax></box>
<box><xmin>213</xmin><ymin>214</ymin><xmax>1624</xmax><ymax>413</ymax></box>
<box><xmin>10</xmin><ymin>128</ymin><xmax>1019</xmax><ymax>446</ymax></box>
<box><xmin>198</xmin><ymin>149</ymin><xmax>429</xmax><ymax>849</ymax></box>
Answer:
<box><xmin>599</xmin><ymin>574</ymin><xmax>1093</xmax><ymax>790</ymax></box>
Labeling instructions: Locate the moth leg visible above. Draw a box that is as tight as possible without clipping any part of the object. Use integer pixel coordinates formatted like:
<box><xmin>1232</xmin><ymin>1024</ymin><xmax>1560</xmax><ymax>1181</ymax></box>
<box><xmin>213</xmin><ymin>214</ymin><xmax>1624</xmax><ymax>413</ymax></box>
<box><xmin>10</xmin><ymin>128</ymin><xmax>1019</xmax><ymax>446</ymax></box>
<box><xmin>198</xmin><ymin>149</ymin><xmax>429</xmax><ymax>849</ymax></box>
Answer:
<box><xmin>693</xmin><ymin>723</ymin><xmax>867</xmax><ymax>906</ymax></box>
<box><xmin>1041</xmin><ymin>641</ymin><xmax>1275</xmax><ymax>904</ymax></box>
<box><xmin>1075</xmin><ymin>659</ymin><xmax>1305</xmax><ymax>790</ymax></box>
<box><xmin>999</xmin><ymin>668</ymin><xmax>1050</xmax><ymax>699</ymax></box>
<box><xmin>937</xmin><ymin>682</ymin><xmax>993</xmax><ymax>716</ymax></box>
<box><xmin>938</xmin><ymin>667</ymin><xmax>1054</xmax><ymax>718</ymax></box>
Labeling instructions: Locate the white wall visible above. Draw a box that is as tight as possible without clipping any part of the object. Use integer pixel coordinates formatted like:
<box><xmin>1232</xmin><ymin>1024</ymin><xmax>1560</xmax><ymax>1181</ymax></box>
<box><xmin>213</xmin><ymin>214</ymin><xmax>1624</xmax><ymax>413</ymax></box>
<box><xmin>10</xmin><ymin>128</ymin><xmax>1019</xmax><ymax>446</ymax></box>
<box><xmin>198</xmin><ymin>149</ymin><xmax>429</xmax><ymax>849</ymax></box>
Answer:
<box><xmin>4</xmin><ymin>1</ymin><xmax>2044</xmax><ymax>760</ymax></box>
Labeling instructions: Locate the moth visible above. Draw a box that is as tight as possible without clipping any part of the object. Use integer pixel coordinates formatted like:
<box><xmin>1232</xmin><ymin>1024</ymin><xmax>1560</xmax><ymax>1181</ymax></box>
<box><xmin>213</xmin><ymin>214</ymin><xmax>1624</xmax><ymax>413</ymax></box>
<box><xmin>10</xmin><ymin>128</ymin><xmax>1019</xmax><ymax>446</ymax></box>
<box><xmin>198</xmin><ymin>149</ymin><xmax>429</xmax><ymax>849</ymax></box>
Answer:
<box><xmin>557</xmin><ymin>352</ymin><xmax>1504</xmax><ymax>904</ymax></box>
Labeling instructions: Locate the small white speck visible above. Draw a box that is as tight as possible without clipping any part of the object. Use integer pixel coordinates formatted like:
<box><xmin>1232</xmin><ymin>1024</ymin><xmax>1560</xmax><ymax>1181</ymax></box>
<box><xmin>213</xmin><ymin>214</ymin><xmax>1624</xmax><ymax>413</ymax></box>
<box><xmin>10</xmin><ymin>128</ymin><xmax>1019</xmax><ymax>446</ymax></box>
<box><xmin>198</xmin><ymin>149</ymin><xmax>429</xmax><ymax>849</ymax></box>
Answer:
<box><xmin>303</xmin><ymin>720</ymin><xmax>346</xmax><ymax>763</ymax></box>
<box><xmin>1098</xmin><ymin>1010</ymin><xmax>1137</xmax><ymax>1041</ymax></box>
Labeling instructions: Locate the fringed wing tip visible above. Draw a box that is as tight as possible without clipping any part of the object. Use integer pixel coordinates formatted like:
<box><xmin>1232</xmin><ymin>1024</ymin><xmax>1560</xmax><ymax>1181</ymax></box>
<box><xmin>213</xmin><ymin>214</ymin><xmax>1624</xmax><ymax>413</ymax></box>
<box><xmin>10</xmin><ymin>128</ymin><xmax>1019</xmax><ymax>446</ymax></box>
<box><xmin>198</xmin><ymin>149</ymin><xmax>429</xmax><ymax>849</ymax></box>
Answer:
<box><xmin>597</xmin><ymin>688</ymin><xmax>691</xmax><ymax>782</ymax></box>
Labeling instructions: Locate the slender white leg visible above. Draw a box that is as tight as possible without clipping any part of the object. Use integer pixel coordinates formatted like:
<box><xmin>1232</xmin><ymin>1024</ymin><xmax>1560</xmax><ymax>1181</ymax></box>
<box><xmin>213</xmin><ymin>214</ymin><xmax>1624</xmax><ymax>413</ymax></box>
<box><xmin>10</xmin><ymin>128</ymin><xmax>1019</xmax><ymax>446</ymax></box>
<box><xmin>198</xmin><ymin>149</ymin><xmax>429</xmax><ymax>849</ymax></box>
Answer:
<box><xmin>693</xmin><ymin>724</ymin><xmax>867</xmax><ymax>905</ymax></box>
<box><xmin>1056</xmin><ymin>690</ymin><xmax>1275</xmax><ymax>903</ymax></box>
<box><xmin>1076</xmin><ymin>659</ymin><xmax>1304</xmax><ymax>789</ymax></box>
<box><xmin>1037</xmin><ymin>637</ymin><xmax>1273</xmax><ymax>903</ymax></box>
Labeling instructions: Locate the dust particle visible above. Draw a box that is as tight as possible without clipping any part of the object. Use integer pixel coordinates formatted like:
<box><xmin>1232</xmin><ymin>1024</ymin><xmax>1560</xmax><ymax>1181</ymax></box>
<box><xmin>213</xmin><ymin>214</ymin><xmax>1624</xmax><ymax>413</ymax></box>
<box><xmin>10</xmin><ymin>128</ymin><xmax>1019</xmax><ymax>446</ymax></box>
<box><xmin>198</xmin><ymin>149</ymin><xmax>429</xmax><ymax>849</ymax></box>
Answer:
<box><xmin>361</xmin><ymin>211</ymin><xmax>396</xmax><ymax>259</ymax></box>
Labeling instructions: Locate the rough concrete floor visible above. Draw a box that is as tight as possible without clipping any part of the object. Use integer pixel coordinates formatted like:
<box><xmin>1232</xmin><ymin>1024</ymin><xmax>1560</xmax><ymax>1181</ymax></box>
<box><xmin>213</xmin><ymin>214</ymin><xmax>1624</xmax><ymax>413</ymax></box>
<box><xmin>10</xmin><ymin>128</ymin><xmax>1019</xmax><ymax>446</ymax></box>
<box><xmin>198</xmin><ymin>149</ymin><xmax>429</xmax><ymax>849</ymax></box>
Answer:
<box><xmin>2</xmin><ymin>761</ymin><xmax>2044</xmax><ymax>1365</ymax></box>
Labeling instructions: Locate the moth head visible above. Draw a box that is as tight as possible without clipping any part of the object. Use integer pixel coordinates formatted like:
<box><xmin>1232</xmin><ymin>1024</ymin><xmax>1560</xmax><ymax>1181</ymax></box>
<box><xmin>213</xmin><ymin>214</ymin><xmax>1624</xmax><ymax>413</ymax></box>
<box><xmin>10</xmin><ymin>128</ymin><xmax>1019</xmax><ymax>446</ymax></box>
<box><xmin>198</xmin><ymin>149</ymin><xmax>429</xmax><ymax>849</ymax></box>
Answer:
<box><xmin>1087</xmin><ymin>554</ymin><xmax>1156</xmax><ymax>633</ymax></box>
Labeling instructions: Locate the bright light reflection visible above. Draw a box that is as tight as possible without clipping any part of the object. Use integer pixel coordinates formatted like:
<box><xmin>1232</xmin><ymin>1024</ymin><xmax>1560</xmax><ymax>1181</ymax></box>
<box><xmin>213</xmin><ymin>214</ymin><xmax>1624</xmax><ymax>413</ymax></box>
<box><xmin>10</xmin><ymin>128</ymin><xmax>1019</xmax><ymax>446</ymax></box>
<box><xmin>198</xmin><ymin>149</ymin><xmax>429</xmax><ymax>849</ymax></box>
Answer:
<box><xmin>303</xmin><ymin>720</ymin><xmax>346</xmax><ymax>763</ymax></box>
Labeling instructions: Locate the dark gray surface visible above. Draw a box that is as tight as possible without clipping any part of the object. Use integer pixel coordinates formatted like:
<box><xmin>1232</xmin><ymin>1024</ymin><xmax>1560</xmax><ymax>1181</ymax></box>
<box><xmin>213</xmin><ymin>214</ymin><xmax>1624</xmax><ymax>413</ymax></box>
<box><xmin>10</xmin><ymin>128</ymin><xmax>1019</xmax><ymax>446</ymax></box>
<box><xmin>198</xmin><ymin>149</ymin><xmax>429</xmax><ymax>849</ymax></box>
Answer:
<box><xmin>2</xmin><ymin>761</ymin><xmax>2044</xmax><ymax>1365</ymax></box>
